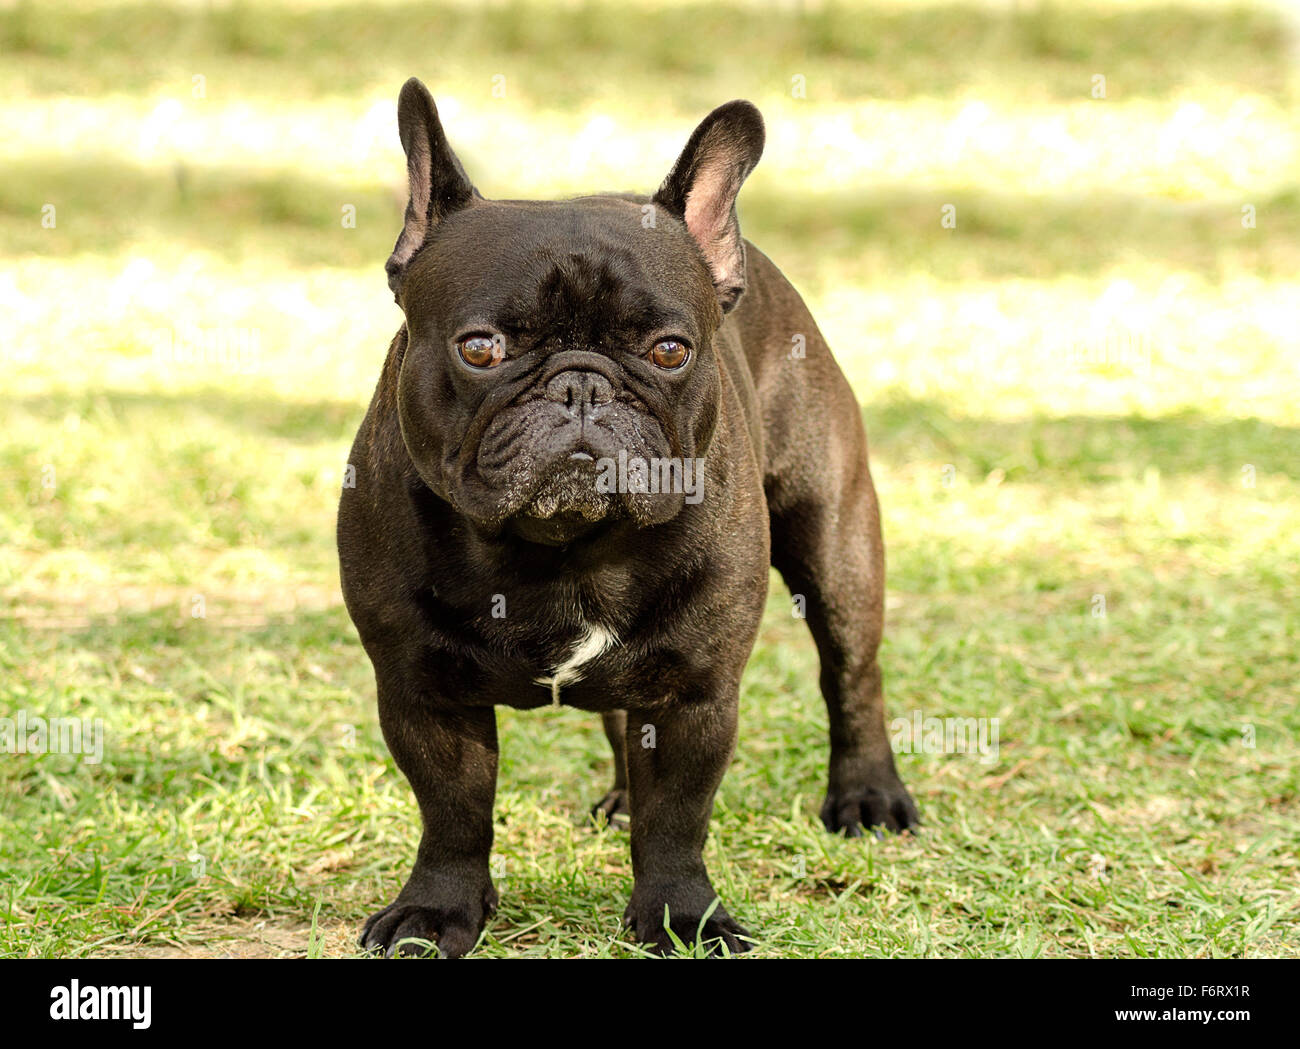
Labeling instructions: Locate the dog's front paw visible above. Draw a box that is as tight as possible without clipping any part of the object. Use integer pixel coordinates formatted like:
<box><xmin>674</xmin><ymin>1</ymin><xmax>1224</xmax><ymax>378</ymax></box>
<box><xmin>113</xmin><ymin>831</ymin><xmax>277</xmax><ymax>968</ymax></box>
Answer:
<box><xmin>589</xmin><ymin>788</ymin><xmax>630</xmax><ymax>830</ymax></box>
<box><xmin>360</xmin><ymin>882</ymin><xmax>497</xmax><ymax>959</ymax></box>
<box><xmin>624</xmin><ymin>884</ymin><xmax>753</xmax><ymax>956</ymax></box>
<box><xmin>821</xmin><ymin>775</ymin><xmax>919</xmax><ymax>838</ymax></box>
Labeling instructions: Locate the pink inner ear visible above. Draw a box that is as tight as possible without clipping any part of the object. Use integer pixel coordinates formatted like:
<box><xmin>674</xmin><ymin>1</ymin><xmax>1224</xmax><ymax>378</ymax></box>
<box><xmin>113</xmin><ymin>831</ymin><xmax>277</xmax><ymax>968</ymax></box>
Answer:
<box><xmin>683</xmin><ymin>164</ymin><xmax>735</xmax><ymax>258</ymax></box>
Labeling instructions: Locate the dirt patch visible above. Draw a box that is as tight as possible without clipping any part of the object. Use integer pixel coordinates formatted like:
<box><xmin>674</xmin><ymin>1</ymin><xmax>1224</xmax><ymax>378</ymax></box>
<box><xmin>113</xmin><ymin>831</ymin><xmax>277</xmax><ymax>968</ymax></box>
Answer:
<box><xmin>104</xmin><ymin>917</ymin><xmax>358</xmax><ymax>959</ymax></box>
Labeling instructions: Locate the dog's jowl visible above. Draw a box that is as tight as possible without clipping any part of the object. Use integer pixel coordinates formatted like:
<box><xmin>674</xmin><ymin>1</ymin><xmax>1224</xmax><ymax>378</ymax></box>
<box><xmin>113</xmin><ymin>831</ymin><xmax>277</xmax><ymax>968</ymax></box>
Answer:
<box><xmin>338</xmin><ymin>77</ymin><xmax>919</xmax><ymax>957</ymax></box>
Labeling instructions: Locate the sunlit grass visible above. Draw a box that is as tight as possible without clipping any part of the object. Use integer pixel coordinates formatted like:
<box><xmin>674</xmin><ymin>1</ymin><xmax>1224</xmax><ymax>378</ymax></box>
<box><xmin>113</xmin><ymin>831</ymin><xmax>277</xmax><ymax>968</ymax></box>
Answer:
<box><xmin>5</xmin><ymin>93</ymin><xmax>1295</xmax><ymax>194</ymax></box>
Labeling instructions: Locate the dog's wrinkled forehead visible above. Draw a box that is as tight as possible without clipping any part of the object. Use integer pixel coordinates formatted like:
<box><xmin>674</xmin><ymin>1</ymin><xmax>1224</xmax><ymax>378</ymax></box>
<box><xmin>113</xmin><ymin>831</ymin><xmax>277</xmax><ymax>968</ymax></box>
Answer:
<box><xmin>401</xmin><ymin>197</ymin><xmax>720</xmax><ymax>343</ymax></box>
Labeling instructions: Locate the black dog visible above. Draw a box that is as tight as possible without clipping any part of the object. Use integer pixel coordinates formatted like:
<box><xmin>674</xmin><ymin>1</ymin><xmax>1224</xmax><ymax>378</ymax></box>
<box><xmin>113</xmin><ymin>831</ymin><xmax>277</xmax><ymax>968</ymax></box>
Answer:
<box><xmin>338</xmin><ymin>78</ymin><xmax>918</xmax><ymax>957</ymax></box>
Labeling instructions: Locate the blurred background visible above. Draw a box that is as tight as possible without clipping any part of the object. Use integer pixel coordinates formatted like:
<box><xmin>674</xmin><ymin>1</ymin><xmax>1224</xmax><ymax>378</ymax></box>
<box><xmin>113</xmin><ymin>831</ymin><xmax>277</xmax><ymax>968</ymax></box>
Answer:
<box><xmin>2</xmin><ymin>0</ymin><xmax>1297</xmax><ymax>958</ymax></box>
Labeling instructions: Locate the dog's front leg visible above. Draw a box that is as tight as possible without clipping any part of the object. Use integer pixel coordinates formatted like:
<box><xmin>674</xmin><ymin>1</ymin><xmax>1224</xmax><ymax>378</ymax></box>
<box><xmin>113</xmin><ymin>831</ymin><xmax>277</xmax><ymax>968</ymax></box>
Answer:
<box><xmin>622</xmin><ymin>695</ymin><xmax>751</xmax><ymax>955</ymax></box>
<box><xmin>361</xmin><ymin>680</ymin><xmax>498</xmax><ymax>959</ymax></box>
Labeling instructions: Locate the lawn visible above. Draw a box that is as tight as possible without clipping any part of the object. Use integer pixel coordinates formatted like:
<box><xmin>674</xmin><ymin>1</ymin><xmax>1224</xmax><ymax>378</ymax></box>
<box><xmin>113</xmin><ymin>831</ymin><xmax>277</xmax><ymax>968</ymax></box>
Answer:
<box><xmin>1</xmin><ymin>0</ymin><xmax>1297</xmax><ymax>958</ymax></box>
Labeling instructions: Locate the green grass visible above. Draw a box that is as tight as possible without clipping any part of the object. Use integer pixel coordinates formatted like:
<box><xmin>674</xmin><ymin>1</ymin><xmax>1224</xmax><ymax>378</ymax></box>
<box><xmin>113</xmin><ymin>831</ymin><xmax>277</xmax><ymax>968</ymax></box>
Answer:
<box><xmin>1</xmin><ymin>0</ymin><xmax>1290</xmax><ymax>104</ymax></box>
<box><xmin>2</xmin><ymin>0</ymin><xmax>1298</xmax><ymax>958</ymax></box>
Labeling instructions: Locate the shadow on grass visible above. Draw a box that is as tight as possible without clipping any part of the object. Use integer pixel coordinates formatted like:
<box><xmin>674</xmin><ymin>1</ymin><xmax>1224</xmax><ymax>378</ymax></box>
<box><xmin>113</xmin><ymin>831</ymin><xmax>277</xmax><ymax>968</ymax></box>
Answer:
<box><xmin>9</xmin><ymin>387</ymin><xmax>1300</xmax><ymax>483</ymax></box>
<box><xmin>4</xmin><ymin>388</ymin><xmax>364</xmax><ymax>444</ymax></box>
<box><xmin>0</xmin><ymin>602</ymin><xmax>355</xmax><ymax>650</ymax></box>
<box><xmin>866</xmin><ymin>396</ymin><xmax>1300</xmax><ymax>483</ymax></box>
<box><xmin>0</xmin><ymin>158</ymin><xmax>402</xmax><ymax>267</ymax></box>
<box><xmin>4</xmin><ymin>157</ymin><xmax>1298</xmax><ymax>279</ymax></box>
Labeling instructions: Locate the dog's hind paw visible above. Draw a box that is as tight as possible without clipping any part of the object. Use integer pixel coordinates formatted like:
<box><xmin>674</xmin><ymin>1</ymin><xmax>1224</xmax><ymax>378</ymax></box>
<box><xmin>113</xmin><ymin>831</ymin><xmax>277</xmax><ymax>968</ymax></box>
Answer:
<box><xmin>589</xmin><ymin>787</ymin><xmax>631</xmax><ymax>830</ymax></box>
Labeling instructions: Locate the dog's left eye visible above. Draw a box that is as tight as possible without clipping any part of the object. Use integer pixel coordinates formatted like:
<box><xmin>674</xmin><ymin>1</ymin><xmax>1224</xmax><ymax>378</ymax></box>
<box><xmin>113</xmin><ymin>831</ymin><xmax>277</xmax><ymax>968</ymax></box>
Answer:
<box><xmin>649</xmin><ymin>339</ymin><xmax>690</xmax><ymax>369</ymax></box>
<box><xmin>458</xmin><ymin>335</ymin><xmax>504</xmax><ymax>368</ymax></box>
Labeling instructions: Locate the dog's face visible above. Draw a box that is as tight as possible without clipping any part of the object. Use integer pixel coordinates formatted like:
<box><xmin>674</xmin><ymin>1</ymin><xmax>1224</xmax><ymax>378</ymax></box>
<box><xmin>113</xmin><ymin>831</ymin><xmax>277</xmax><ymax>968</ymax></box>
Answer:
<box><xmin>384</xmin><ymin>80</ymin><xmax>764</xmax><ymax>545</ymax></box>
<box><xmin>396</xmin><ymin>198</ymin><xmax>721</xmax><ymax>545</ymax></box>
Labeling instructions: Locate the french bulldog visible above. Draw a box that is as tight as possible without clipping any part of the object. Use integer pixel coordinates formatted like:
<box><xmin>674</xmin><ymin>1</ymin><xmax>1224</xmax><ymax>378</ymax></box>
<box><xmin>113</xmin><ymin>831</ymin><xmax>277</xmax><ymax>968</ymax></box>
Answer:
<box><xmin>338</xmin><ymin>77</ymin><xmax>919</xmax><ymax>958</ymax></box>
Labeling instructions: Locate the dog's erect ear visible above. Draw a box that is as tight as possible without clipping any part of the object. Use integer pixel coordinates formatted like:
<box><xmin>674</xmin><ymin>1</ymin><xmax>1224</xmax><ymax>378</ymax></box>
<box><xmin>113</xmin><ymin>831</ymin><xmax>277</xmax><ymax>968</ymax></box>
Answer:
<box><xmin>652</xmin><ymin>100</ymin><xmax>765</xmax><ymax>313</ymax></box>
<box><xmin>386</xmin><ymin>77</ymin><xmax>476</xmax><ymax>295</ymax></box>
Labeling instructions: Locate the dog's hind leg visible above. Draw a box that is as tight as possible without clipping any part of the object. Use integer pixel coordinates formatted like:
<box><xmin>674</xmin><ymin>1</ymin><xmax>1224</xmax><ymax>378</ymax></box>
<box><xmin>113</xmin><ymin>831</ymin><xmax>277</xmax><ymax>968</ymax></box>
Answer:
<box><xmin>590</xmin><ymin>710</ymin><xmax>630</xmax><ymax>828</ymax></box>
<box><xmin>768</xmin><ymin>423</ymin><xmax>919</xmax><ymax>837</ymax></box>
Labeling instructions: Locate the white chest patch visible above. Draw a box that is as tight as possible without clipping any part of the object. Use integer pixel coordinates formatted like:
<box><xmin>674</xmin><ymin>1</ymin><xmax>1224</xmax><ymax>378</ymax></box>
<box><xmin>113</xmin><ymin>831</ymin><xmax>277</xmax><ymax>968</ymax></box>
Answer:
<box><xmin>534</xmin><ymin>624</ymin><xmax>618</xmax><ymax>705</ymax></box>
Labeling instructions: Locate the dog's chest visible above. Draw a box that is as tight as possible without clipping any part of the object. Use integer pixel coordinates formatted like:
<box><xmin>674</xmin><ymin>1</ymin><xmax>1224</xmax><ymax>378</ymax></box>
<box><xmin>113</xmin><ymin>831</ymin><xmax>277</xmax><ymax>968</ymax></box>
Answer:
<box><xmin>533</xmin><ymin>621</ymin><xmax>619</xmax><ymax>705</ymax></box>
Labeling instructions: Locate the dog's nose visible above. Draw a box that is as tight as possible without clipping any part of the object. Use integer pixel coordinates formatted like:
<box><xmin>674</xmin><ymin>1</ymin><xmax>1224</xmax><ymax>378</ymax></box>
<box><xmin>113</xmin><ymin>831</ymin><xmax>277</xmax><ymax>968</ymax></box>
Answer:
<box><xmin>544</xmin><ymin>370</ymin><xmax>614</xmax><ymax>414</ymax></box>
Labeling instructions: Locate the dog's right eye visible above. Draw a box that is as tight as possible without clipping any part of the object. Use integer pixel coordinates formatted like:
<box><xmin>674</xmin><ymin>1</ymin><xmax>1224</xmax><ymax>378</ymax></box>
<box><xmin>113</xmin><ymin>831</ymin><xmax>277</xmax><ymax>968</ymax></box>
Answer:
<box><xmin>457</xmin><ymin>335</ymin><xmax>504</xmax><ymax>369</ymax></box>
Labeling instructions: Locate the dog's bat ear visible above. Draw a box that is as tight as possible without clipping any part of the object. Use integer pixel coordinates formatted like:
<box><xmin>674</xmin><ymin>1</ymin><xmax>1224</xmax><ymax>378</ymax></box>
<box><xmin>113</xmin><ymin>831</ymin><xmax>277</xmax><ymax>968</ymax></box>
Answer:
<box><xmin>653</xmin><ymin>100</ymin><xmax>764</xmax><ymax>314</ymax></box>
<box><xmin>386</xmin><ymin>77</ymin><xmax>476</xmax><ymax>296</ymax></box>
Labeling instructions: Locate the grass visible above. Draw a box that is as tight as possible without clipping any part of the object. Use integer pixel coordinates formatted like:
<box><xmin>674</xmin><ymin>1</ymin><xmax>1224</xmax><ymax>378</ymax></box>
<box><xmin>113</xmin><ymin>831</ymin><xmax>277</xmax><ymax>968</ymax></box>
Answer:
<box><xmin>2</xmin><ymin>0</ymin><xmax>1298</xmax><ymax>958</ymax></box>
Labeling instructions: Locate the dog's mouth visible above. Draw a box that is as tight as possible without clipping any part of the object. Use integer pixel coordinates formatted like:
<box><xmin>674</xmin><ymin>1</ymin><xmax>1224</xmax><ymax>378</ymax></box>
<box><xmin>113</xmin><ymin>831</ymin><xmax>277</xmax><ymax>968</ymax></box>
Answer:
<box><xmin>522</xmin><ymin>452</ymin><xmax>619</xmax><ymax>523</ymax></box>
<box><xmin>500</xmin><ymin>453</ymin><xmax>618</xmax><ymax>545</ymax></box>
<box><xmin>462</xmin><ymin>386</ymin><xmax>691</xmax><ymax>542</ymax></box>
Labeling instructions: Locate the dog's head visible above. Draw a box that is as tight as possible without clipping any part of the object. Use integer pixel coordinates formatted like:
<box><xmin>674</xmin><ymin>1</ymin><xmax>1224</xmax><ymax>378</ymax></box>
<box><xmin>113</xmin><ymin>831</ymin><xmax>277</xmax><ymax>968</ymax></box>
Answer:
<box><xmin>384</xmin><ymin>78</ymin><xmax>764</xmax><ymax>545</ymax></box>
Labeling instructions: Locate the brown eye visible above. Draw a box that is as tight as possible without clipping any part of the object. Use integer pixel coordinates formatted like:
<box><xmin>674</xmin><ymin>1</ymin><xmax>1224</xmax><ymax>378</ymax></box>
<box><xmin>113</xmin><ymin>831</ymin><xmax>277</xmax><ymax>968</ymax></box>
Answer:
<box><xmin>649</xmin><ymin>339</ymin><xmax>689</xmax><ymax>369</ymax></box>
<box><xmin>458</xmin><ymin>334</ymin><xmax>503</xmax><ymax>368</ymax></box>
